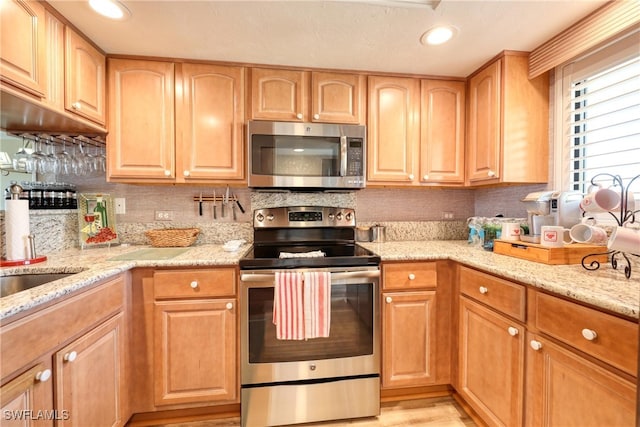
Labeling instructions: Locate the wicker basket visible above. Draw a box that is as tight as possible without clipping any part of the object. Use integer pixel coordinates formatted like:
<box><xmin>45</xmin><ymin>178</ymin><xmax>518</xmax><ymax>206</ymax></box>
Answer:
<box><xmin>145</xmin><ymin>228</ymin><xmax>200</xmax><ymax>247</ymax></box>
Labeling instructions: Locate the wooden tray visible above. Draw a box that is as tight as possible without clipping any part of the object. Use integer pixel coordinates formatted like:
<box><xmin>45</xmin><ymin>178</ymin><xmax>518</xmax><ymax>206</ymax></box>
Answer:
<box><xmin>493</xmin><ymin>239</ymin><xmax>609</xmax><ymax>265</ymax></box>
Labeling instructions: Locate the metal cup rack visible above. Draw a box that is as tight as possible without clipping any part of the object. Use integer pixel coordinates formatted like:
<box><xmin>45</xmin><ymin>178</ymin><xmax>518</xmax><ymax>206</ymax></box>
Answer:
<box><xmin>581</xmin><ymin>173</ymin><xmax>640</xmax><ymax>279</ymax></box>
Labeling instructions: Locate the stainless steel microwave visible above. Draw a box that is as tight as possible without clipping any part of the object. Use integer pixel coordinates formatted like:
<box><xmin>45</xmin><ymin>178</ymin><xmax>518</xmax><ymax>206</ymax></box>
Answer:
<box><xmin>247</xmin><ymin>120</ymin><xmax>366</xmax><ymax>190</ymax></box>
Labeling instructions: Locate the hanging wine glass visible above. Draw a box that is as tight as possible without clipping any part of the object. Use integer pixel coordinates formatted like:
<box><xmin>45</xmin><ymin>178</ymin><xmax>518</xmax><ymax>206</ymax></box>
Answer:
<box><xmin>56</xmin><ymin>136</ymin><xmax>73</xmax><ymax>176</ymax></box>
<box><xmin>12</xmin><ymin>136</ymin><xmax>32</xmax><ymax>172</ymax></box>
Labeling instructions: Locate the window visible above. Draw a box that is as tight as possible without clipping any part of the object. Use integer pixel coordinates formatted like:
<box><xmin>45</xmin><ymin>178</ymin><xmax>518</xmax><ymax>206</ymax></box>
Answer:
<box><xmin>556</xmin><ymin>30</ymin><xmax>640</xmax><ymax>200</ymax></box>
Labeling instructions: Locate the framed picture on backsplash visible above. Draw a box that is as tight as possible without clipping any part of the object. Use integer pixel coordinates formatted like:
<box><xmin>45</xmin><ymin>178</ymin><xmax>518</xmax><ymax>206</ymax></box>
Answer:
<box><xmin>77</xmin><ymin>193</ymin><xmax>119</xmax><ymax>249</ymax></box>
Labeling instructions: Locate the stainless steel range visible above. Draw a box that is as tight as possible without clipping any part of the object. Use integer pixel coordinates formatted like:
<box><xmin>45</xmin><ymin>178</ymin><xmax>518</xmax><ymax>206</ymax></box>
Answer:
<box><xmin>239</xmin><ymin>206</ymin><xmax>381</xmax><ymax>427</ymax></box>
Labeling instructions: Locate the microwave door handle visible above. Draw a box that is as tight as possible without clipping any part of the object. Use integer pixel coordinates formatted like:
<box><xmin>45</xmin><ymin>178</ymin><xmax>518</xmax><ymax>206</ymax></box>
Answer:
<box><xmin>340</xmin><ymin>136</ymin><xmax>348</xmax><ymax>176</ymax></box>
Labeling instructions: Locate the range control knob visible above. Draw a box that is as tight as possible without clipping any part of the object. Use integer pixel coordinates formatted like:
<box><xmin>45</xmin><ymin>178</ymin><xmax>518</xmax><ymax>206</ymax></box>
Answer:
<box><xmin>328</xmin><ymin>213</ymin><xmax>335</xmax><ymax>220</ymax></box>
<box><xmin>256</xmin><ymin>213</ymin><xmax>264</xmax><ymax>222</ymax></box>
<box><xmin>267</xmin><ymin>214</ymin><xmax>275</xmax><ymax>221</ymax></box>
<box><xmin>345</xmin><ymin>212</ymin><xmax>353</xmax><ymax>221</ymax></box>
<box><xmin>336</xmin><ymin>212</ymin><xmax>343</xmax><ymax>221</ymax></box>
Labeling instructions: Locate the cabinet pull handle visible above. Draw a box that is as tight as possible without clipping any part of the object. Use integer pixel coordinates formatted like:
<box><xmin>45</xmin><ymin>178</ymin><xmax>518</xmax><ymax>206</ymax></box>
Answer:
<box><xmin>164</xmin><ymin>170</ymin><xmax>171</xmax><ymax>177</ymax></box>
<box><xmin>313</xmin><ymin>113</ymin><xmax>320</xmax><ymax>120</ymax></box>
<box><xmin>479</xmin><ymin>286</ymin><xmax>488</xmax><ymax>294</ymax></box>
<box><xmin>296</xmin><ymin>113</ymin><xmax>303</xmax><ymax>120</ymax></box>
<box><xmin>408</xmin><ymin>174</ymin><xmax>415</xmax><ymax>180</ymax></box>
<box><xmin>581</xmin><ymin>328</ymin><xmax>598</xmax><ymax>341</ymax></box>
<box><xmin>507</xmin><ymin>327</ymin><xmax>519</xmax><ymax>336</ymax></box>
<box><xmin>408</xmin><ymin>273</ymin><xmax>416</xmax><ymax>280</ymax></box>
<box><xmin>423</xmin><ymin>174</ymin><xmax>429</xmax><ymax>180</ymax></box>
<box><xmin>190</xmin><ymin>281</ymin><xmax>198</xmax><ymax>289</ymax></box>
<box><xmin>487</xmin><ymin>170</ymin><xmax>496</xmax><ymax>177</ymax></box>
<box><xmin>226</xmin><ymin>302</ymin><xmax>233</xmax><ymax>310</ymax></box>
<box><xmin>530</xmin><ymin>340</ymin><xmax>543</xmax><ymax>351</ymax></box>
<box><xmin>64</xmin><ymin>351</ymin><xmax>77</xmax><ymax>362</ymax></box>
<box><xmin>72</xmin><ymin>101</ymin><xmax>81</xmax><ymax>110</ymax></box>
<box><xmin>184</xmin><ymin>170</ymin><xmax>190</xmax><ymax>177</ymax></box>
<box><xmin>35</xmin><ymin>369</ymin><xmax>52</xmax><ymax>382</ymax></box>
<box><xmin>385</xmin><ymin>296</ymin><xmax>393</xmax><ymax>304</ymax></box>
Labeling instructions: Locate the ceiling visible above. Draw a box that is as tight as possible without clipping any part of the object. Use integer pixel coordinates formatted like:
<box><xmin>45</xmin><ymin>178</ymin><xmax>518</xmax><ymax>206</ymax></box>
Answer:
<box><xmin>49</xmin><ymin>0</ymin><xmax>608</xmax><ymax>78</ymax></box>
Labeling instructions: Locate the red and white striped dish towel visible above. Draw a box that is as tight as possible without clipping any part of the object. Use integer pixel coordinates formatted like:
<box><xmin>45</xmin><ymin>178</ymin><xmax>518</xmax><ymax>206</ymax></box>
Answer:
<box><xmin>273</xmin><ymin>271</ymin><xmax>305</xmax><ymax>340</ymax></box>
<box><xmin>303</xmin><ymin>271</ymin><xmax>331</xmax><ymax>339</ymax></box>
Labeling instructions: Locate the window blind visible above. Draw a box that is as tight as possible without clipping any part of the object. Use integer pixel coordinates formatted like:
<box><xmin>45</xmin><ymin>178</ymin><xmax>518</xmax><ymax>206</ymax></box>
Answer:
<box><xmin>566</xmin><ymin>54</ymin><xmax>640</xmax><ymax>194</ymax></box>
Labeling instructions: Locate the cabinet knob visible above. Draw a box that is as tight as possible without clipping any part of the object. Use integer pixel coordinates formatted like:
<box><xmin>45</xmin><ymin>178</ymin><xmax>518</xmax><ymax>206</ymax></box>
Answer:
<box><xmin>385</xmin><ymin>296</ymin><xmax>392</xmax><ymax>304</ymax></box>
<box><xmin>423</xmin><ymin>174</ymin><xmax>429</xmax><ymax>181</ymax></box>
<box><xmin>479</xmin><ymin>286</ymin><xmax>488</xmax><ymax>294</ymax></box>
<box><xmin>408</xmin><ymin>174</ymin><xmax>414</xmax><ymax>180</ymax></box>
<box><xmin>507</xmin><ymin>327</ymin><xmax>519</xmax><ymax>336</ymax></box>
<box><xmin>530</xmin><ymin>340</ymin><xmax>543</xmax><ymax>351</ymax></box>
<box><xmin>35</xmin><ymin>369</ymin><xmax>52</xmax><ymax>382</ymax></box>
<box><xmin>408</xmin><ymin>273</ymin><xmax>416</xmax><ymax>280</ymax></box>
<box><xmin>313</xmin><ymin>113</ymin><xmax>320</xmax><ymax>120</ymax></box>
<box><xmin>64</xmin><ymin>351</ymin><xmax>78</xmax><ymax>362</ymax></box>
<box><xmin>190</xmin><ymin>281</ymin><xmax>198</xmax><ymax>289</ymax></box>
<box><xmin>296</xmin><ymin>113</ymin><xmax>303</xmax><ymax>120</ymax></box>
<box><xmin>164</xmin><ymin>170</ymin><xmax>171</xmax><ymax>177</ymax></box>
<box><xmin>581</xmin><ymin>328</ymin><xmax>598</xmax><ymax>341</ymax></box>
<box><xmin>184</xmin><ymin>170</ymin><xmax>190</xmax><ymax>177</ymax></box>
<box><xmin>226</xmin><ymin>302</ymin><xmax>233</xmax><ymax>310</ymax></box>
<box><xmin>72</xmin><ymin>101</ymin><xmax>81</xmax><ymax>110</ymax></box>
<box><xmin>487</xmin><ymin>170</ymin><xmax>496</xmax><ymax>177</ymax></box>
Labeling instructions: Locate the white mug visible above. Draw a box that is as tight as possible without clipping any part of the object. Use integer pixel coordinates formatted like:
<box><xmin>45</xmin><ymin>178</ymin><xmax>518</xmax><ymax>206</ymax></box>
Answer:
<box><xmin>607</xmin><ymin>226</ymin><xmax>640</xmax><ymax>254</ymax></box>
<box><xmin>570</xmin><ymin>223</ymin><xmax>608</xmax><ymax>245</ymax></box>
<box><xmin>540</xmin><ymin>226</ymin><xmax>573</xmax><ymax>247</ymax></box>
<box><xmin>580</xmin><ymin>187</ymin><xmax>621</xmax><ymax>213</ymax></box>
<box><xmin>501</xmin><ymin>222</ymin><xmax>521</xmax><ymax>241</ymax></box>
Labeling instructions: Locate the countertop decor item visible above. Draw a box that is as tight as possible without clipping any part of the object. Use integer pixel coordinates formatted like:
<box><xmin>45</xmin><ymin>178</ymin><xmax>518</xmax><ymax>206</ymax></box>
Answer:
<box><xmin>580</xmin><ymin>173</ymin><xmax>639</xmax><ymax>279</ymax></box>
<box><xmin>145</xmin><ymin>228</ymin><xmax>199</xmax><ymax>247</ymax></box>
<box><xmin>78</xmin><ymin>193</ymin><xmax>119</xmax><ymax>249</ymax></box>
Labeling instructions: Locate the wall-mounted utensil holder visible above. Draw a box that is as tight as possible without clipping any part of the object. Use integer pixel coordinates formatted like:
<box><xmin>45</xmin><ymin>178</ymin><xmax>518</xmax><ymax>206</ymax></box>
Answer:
<box><xmin>192</xmin><ymin>188</ymin><xmax>245</xmax><ymax>221</ymax></box>
<box><xmin>581</xmin><ymin>173</ymin><xmax>640</xmax><ymax>279</ymax></box>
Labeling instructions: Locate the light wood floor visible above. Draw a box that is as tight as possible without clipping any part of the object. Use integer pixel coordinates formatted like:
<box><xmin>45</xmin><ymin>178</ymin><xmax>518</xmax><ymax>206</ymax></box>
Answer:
<box><xmin>154</xmin><ymin>397</ymin><xmax>477</xmax><ymax>427</ymax></box>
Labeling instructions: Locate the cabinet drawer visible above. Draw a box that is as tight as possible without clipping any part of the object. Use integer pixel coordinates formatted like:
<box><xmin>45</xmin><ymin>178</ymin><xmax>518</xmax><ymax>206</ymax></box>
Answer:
<box><xmin>532</xmin><ymin>292</ymin><xmax>638</xmax><ymax>376</ymax></box>
<box><xmin>154</xmin><ymin>268</ymin><xmax>236</xmax><ymax>299</ymax></box>
<box><xmin>459</xmin><ymin>266</ymin><xmax>525</xmax><ymax>322</ymax></box>
<box><xmin>383</xmin><ymin>262</ymin><xmax>437</xmax><ymax>290</ymax></box>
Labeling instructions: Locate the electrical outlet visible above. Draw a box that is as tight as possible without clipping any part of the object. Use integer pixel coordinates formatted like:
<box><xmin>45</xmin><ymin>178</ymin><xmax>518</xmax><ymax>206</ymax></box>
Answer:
<box><xmin>114</xmin><ymin>198</ymin><xmax>126</xmax><ymax>214</ymax></box>
<box><xmin>442</xmin><ymin>211</ymin><xmax>454</xmax><ymax>220</ymax></box>
<box><xmin>155</xmin><ymin>210</ymin><xmax>173</xmax><ymax>221</ymax></box>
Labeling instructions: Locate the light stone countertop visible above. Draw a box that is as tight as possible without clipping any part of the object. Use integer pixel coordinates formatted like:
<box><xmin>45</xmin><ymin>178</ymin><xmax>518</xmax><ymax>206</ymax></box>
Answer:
<box><xmin>1</xmin><ymin>240</ymin><xmax>638</xmax><ymax>321</ymax></box>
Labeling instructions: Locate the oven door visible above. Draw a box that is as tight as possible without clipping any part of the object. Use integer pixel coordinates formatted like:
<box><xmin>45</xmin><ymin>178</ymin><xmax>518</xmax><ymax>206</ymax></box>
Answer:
<box><xmin>240</xmin><ymin>267</ymin><xmax>380</xmax><ymax>385</ymax></box>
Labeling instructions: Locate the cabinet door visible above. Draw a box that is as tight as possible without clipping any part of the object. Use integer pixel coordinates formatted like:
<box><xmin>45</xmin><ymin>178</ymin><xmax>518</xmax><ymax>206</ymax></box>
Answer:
<box><xmin>311</xmin><ymin>71</ymin><xmax>364</xmax><ymax>124</ymax></box>
<box><xmin>526</xmin><ymin>333</ymin><xmax>636</xmax><ymax>427</ymax></box>
<box><xmin>250</xmin><ymin>68</ymin><xmax>308</xmax><ymax>121</ymax></box>
<box><xmin>420</xmin><ymin>80</ymin><xmax>465</xmax><ymax>184</ymax></box>
<box><xmin>107</xmin><ymin>59</ymin><xmax>175</xmax><ymax>181</ymax></box>
<box><xmin>176</xmin><ymin>63</ymin><xmax>245</xmax><ymax>182</ymax></box>
<box><xmin>64</xmin><ymin>27</ymin><xmax>105</xmax><ymax>125</ymax></box>
<box><xmin>458</xmin><ymin>296</ymin><xmax>524</xmax><ymax>427</ymax></box>
<box><xmin>154</xmin><ymin>299</ymin><xmax>236</xmax><ymax>406</ymax></box>
<box><xmin>367</xmin><ymin>76</ymin><xmax>420</xmax><ymax>184</ymax></box>
<box><xmin>0</xmin><ymin>362</ymin><xmax>54</xmax><ymax>427</ymax></box>
<box><xmin>43</xmin><ymin>8</ymin><xmax>64</xmax><ymax>111</ymax></box>
<box><xmin>55</xmin><ymin>313</ymin><xmax>123</xmax><ymax>427</ymax></box>
<box><xmin>0</xmin><ymin>0</ymin><xmax>47</xmax><ymax>97</ymax></box>
<box><xmin>467</xmin><ymin>59</ymin><xmax>501</xmax><ymax>184</ymax></box>
<box><xmin>382</xmin><ymin>291</ymin><xmax>436</xmax><ymax>388</ymax></box>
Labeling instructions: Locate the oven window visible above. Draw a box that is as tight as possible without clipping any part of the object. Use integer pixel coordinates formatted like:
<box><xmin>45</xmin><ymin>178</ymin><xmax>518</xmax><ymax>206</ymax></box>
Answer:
<box><xmin>248</xmin><ymin>283</ymin><xmax>374</xmax><ymax>363</ymax></box>
<box><xmin>251</xmin><ymin>135</ymin><xmax>340</xmax><ymax>176</ymax></box>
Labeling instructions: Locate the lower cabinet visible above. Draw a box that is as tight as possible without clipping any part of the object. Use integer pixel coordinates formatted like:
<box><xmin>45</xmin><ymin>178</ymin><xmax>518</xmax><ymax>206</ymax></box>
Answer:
<box><xmin>55</xmin><ymin>313</ymin><xmax>124</xmax><ymax>427</ymax></box>
<box><xmin>151</xmin><ymin>268</ymin><xmax>238</xmax><ymax>407</ymax></box>
<box><xmin>0</xmin><ymin>360</ymin><xmax>54</xmax><ymax>427</ymax></box>
<box><xmin>458</xmin><ymin>296</ymin><xmax>525</xmax><ymax>427</ymax></box>
<box><xmin>526</xmin><ymin>332</ymin><xmax>636</xmax><ymax>427</ymax></box>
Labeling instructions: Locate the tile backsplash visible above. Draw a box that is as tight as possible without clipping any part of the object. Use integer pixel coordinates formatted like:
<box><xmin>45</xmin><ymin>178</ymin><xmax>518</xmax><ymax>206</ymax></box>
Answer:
<box><xmin>1</xmin><ymin>173</ymin><xmax>548</xmax><ymax>256</ymax></box>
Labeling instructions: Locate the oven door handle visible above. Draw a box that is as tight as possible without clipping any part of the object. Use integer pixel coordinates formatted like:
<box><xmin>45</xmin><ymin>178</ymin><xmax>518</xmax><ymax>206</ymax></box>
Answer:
<box><xmin>240</xmin><ymin>270</ymin><xmax>380</xmax><ymax>282</ymax></box>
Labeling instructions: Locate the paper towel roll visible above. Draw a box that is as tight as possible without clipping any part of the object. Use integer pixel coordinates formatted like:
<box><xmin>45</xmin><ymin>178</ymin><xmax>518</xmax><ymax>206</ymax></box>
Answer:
<box><xmin>5</xmin><ymin>199</ymin><xmax>30</xmax><ymax>260</ymax></box>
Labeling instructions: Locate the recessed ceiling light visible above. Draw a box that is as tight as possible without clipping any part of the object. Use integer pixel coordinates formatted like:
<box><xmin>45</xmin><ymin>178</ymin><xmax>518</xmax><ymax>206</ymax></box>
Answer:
<box><xmin>420</xmin><ymin>25</ymin><xmax>458</xmax><ymax>46</ymax></box>
<box><xmin>88</xmin><ymin>0</ymin><xmax>131</xmax><ymax>20</ymax></box>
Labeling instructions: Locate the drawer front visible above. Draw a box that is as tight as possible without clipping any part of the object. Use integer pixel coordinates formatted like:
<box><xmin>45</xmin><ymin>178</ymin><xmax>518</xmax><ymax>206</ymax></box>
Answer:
<box><xmin>533</xmin><ymin>291</ymin><xmax>638</xmax><ymax>376</ymax></box>
<box><xmin>459</xmin><ymin>266</ymin><xmax>526</xmax><ymax>322</ymax></box>
<box><xmin>154</xmin><ymin>268</ymin><xmax>236</xmax><ymax>299</ymax></box>
<box><xmin>383</xmin><ymin>262</ymin><xmax>437</xmax><ymax>290</ymax></box>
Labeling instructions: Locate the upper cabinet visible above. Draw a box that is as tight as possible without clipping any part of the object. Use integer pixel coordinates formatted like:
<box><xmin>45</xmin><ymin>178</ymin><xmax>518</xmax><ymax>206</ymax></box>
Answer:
<box><xmin>107</xmin><ymin>59</ymin><xmax>246</xmax><ymax>184</ymax></box>
<box><xmin>0</xmin><ymin>0</ymin><xmax>47</xmax><ymax>98</ymax></box>
<box><xmin>249</xmin><ymin>67</ymin><xmax>364</xmax><ymax>124</ymax></box>
<box><xmin>466</xmin><ymin>52</ymin><xmax>549</xmax><ymax>186</ymax></box>
<box><xmin>64</xmin><ymin>27</ymin><xmax>106</xmax><ymax>125</ymax></box>
<box><xmin>367</xmin><ymin>76</ymin><xmax>465</xmax><ymax>186</ymax></box>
